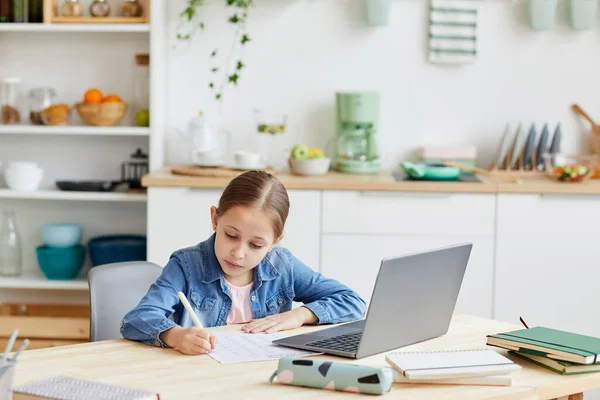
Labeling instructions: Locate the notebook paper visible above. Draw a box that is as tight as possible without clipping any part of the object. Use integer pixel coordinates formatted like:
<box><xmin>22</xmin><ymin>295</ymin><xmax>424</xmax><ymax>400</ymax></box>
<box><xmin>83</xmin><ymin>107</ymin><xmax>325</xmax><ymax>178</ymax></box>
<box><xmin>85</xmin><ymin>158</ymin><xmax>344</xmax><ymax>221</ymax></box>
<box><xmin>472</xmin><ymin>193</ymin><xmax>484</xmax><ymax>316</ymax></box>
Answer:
<box><xmin>386</xmin><ymin>349</ymin><xmax>521</xmax><ymax>380</ymax></box>
<box><xmin>208</xmin><ymin>331</ymin><xmax>320</xmax><ymax>364</ymax></box>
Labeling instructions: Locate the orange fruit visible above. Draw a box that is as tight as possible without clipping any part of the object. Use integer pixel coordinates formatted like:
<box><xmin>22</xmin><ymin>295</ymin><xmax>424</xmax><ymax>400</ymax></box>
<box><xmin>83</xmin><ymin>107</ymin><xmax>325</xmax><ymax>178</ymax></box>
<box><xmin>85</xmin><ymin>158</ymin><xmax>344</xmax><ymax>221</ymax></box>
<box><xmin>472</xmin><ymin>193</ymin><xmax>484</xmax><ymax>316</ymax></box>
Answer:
<box><xmin>102</xmin><ymin>94</ymin><xmax>122</xmax><ymax>103</ymax></box>
<box><xmin>84</xmin><ymin>88</ymin><xmax>103</xmax><ymax>104</ymax></box>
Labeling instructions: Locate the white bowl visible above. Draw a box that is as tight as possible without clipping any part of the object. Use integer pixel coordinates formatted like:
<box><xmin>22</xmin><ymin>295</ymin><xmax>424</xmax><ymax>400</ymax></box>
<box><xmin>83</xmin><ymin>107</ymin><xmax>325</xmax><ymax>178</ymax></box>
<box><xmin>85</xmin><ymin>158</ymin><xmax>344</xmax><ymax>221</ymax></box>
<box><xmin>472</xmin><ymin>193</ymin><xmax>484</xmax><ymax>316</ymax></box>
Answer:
<box><xmin>4</xmin><ymin>165</ymin><xmax>44</xmax><ymax>191</ymax></box>
<box><xmin>289</xmin><ymin>158</ymin><xmax>330</xmax><ymax>176</ymax></box>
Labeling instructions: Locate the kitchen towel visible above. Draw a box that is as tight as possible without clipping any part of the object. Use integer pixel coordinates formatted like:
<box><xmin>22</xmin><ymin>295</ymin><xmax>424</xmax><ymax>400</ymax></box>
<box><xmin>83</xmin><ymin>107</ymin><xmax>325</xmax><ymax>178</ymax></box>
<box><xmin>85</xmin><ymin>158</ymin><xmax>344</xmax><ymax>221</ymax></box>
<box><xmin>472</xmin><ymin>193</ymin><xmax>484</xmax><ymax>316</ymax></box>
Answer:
<box><xmin>429</xmin><ymin>0</ymin><xmax>480</xmax><ymax>64</ymax></box>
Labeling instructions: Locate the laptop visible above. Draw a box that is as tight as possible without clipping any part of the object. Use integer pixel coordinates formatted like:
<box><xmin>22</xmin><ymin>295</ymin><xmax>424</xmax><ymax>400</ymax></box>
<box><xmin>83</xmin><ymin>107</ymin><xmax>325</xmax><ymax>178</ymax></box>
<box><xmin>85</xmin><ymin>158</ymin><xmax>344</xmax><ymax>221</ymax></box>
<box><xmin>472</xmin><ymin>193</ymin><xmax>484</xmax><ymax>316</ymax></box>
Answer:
<box><xmin>273</xmin><ymin>243</ymin><xmax>473</xmax><ymax>359</ymax></box>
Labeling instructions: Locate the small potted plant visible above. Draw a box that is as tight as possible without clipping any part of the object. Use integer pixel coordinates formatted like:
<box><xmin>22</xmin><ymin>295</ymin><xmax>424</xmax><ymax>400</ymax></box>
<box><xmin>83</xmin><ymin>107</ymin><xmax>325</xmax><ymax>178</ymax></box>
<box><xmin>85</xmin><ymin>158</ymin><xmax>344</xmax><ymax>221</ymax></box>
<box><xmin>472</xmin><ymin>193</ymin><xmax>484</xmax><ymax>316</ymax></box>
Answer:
<box><xmin>365</xmin><ymin>0</ymin><xmax>391</xmax><ymax>27</ymax></box>
<box><xmin>527</xmin><ymin>0</ymin><xmax>558</xmax><ymax>30</ymax></box>
<box><xmin>569</xmin><ymin>0</ymin><xmax>597</xmax><ymax>30</ymax></box>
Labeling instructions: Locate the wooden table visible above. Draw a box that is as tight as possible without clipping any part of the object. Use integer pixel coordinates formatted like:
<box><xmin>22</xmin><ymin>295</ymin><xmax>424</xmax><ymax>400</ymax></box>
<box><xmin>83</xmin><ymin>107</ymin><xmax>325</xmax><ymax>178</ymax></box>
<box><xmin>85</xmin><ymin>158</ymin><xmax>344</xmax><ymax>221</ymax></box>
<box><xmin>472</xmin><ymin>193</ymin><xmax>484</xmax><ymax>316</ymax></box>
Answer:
<box><xmin>12</xmin><ymin>314</ymin><xmax>598</xmax><ymax>399</ymax></box>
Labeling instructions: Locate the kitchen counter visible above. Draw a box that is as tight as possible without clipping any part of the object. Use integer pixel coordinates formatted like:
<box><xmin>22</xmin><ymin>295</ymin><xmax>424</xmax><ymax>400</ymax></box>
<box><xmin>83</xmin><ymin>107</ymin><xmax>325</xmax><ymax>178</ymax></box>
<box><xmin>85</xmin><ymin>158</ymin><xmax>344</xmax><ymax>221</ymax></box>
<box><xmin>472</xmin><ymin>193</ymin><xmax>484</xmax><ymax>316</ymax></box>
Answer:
<box><xmin>141</xmin><ymin>167</ymin><xmax>600</xmax><ymax>195</ymax></box>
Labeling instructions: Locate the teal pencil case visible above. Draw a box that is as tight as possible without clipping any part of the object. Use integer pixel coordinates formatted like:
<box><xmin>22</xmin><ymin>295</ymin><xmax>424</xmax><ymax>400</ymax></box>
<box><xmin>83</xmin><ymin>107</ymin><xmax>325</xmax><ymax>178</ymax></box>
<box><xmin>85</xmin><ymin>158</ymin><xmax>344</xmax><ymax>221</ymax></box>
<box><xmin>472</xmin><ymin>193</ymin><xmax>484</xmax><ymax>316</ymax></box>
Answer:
<box><xmin>269</xmin><ymin>356</ymin><xmax>393</xmax><ymax>395</ymax></box>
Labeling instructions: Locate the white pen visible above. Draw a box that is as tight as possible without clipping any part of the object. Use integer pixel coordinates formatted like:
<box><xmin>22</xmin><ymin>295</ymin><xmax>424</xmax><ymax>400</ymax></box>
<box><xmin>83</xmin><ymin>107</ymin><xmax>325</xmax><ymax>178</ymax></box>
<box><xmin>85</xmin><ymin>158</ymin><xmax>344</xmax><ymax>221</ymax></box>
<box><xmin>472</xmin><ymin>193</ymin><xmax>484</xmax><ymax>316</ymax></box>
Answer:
<box><xmin>177</xmin><ymin>291</ymin><xmax>204</xmax><ymax>329</ymax></box>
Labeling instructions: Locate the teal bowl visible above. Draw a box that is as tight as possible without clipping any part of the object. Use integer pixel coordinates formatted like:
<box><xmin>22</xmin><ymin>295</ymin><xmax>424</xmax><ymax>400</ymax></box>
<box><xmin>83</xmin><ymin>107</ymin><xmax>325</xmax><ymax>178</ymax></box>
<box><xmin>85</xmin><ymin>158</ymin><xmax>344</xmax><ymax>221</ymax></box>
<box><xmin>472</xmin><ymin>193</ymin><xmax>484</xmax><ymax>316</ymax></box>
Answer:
<box><xmin>40</xmin><ymin>223</ymin><xmax>82</xmax><ymax>248</ymax></box>
<box><xmin>36</xmin><ymin>245</ymin><xmax>86</xmax><ymax>280</ymax></box>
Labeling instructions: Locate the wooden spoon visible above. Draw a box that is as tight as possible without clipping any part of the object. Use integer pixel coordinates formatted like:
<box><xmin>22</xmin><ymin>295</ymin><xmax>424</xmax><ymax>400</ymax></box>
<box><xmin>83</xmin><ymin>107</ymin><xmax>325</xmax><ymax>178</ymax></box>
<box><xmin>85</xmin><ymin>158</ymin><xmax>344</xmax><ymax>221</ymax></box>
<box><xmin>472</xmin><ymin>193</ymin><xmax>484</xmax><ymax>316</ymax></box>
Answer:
<box><xmin>572</xmin><ymin>104</ymin><xmax>600</xmax><ymax>153</ymax></box>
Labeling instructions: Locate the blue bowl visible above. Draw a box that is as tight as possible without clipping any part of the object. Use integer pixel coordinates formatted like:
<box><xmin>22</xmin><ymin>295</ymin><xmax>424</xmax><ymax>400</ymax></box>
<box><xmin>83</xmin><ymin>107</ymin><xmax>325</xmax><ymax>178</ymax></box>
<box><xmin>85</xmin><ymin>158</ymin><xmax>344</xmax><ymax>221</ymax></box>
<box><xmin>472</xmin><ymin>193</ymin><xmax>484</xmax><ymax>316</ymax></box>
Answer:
<box><xmin>87</xmin><ymin>234</ymin><xmax>147</xmax><ymax>267</ymax></box>
<box><xmin>41</xmin><ymin>223</ymin><xmax>83</xmax><ymax>248</ymax></box>
<box><xmin>36</xmin><ymin>245</ymin><xmax>86</xmax><ymax>280</ymax></box>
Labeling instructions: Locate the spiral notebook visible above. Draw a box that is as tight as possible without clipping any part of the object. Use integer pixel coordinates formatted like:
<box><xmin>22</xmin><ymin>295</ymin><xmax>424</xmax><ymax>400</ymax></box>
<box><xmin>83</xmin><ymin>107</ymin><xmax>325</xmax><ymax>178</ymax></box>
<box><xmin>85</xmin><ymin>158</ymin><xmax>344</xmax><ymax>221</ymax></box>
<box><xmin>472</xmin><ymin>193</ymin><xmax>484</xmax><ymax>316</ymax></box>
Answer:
<box><xmin>385</xmin><ymin>349</ymin><xmax>521</xmax><ymax>381</ymax></box>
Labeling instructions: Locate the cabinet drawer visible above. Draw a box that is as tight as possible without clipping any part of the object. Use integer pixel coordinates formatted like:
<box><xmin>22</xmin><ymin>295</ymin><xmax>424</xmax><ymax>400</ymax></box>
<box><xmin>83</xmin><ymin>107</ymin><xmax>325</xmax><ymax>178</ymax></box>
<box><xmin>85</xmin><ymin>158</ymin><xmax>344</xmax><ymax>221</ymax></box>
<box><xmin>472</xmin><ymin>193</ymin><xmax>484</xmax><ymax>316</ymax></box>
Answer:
<box><xmin>320</xmin><ymin>235</ymin><xmax>493</xmax><ymax>318</ymax></box>
<box><xmin>498</xmin><ymin>193</ymin><xmax>600</xmax><ymax>236</ymax></box>
<box><xmin>322</xmin><ymin>191</ymin><xmax>495</xmax><ymax>236</ymax></box>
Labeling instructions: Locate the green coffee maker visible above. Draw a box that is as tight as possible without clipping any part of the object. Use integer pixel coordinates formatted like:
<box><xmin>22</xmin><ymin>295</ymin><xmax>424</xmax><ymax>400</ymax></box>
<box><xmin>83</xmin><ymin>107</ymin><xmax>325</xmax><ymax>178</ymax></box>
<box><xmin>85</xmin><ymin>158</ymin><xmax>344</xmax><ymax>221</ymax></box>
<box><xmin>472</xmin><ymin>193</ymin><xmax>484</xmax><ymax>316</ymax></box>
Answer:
<box><xmin>333</xmin><ymin>91</ymin><xmax>381</xmax><ymax>174</ymax></box>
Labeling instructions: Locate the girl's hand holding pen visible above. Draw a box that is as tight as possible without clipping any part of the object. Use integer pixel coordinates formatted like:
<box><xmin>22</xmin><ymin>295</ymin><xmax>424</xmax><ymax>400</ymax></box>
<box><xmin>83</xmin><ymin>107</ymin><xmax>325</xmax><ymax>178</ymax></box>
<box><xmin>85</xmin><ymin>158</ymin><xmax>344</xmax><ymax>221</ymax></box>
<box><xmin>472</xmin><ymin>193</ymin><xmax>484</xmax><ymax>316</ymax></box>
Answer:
<box><xmin>161</xmin><ymin>326</ymin><xmax>217</xmax><ymax>355</ymax></box>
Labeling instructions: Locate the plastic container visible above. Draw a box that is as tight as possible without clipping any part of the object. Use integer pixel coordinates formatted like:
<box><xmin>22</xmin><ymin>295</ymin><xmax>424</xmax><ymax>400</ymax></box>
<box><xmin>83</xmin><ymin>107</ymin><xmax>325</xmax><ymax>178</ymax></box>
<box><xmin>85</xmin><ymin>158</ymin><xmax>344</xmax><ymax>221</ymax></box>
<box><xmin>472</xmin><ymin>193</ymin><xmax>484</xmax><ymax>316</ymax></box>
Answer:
<box><xmin>527</xmin><ymin>0</ymin><xmax>558</xmax><ymax>30</ymax></box>
<box><xmin>569</xmin><ymin>0</ymin><xmax>597</xmax><ymax>30</ymax></box>
<box><xmin>133</xmin><ymin>54</ymin><xmax>150</xmax><ymax>127</ymax></box>
<box><xmin>40</xmin><ymin>223</ymin><xmax>82</xmax><ymax>248</ymax></box>
<box><xmin>88</xmin><ymin>234</ymin><xmax>147</xmax><ymax>267</ymax></box>
<box><xmin>365</xmin><ymin>0</ymin><xmax>391</xmax><ymax>27</ymax></box>
<box><xmin>36</xmin><ymin>245</ymin><xmax>86</xmax><ymax>280</ymax></box>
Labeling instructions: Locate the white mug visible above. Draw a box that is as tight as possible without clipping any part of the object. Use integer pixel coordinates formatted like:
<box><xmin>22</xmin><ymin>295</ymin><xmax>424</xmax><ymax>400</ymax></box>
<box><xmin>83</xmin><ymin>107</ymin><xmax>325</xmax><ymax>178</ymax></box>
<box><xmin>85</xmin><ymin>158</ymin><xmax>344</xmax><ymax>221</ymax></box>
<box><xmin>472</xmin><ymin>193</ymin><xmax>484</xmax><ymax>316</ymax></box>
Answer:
<box><xmin>192</xmin><ymin>149</ymin><xmax>223</xmax><ymax>166</ymax></box>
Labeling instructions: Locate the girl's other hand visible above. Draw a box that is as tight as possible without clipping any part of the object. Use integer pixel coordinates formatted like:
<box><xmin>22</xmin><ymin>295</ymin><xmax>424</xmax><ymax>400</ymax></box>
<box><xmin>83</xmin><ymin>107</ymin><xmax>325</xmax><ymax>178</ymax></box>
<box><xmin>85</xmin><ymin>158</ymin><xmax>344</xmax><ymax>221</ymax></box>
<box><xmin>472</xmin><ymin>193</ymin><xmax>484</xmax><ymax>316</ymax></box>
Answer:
<box><xmin>241</xmin><ymin>307</ymin><xmax>317</xmax><ymax>334</ymax></box>
<box><xmin>161</xmin><ymin>326</ymin><xmax>218</xmax><ymax>355</ymax></box>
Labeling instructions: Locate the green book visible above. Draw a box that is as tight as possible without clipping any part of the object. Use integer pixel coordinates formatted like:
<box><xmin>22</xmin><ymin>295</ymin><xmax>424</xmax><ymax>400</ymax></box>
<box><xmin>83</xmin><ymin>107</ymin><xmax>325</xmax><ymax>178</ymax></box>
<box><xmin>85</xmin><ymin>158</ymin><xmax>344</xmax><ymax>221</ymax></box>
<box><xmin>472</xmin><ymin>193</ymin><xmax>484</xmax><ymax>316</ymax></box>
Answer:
<box><xmin>510</xmin><ymin>351</ymin><xmax>600</xmax><ymax>375</ymax></box>
<box><xmin>487</xmin><ymin>326</ymin><xmax>600</xmax><ymax>365</ymax></box>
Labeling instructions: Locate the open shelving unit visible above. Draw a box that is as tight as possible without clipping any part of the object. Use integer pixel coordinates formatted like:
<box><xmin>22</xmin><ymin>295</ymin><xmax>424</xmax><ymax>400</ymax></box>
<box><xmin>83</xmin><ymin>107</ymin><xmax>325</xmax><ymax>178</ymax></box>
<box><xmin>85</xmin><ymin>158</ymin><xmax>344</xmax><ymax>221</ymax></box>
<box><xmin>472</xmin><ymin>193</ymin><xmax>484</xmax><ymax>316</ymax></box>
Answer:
<box><xmin>0</xmin><ymin>0</ymin><xmax>167</xmax><ymax>294</ymax></box>
<box><xmin>0</xmin><ymin>125</ymin><xmax>150</xmax><ymax>136</ymax></box>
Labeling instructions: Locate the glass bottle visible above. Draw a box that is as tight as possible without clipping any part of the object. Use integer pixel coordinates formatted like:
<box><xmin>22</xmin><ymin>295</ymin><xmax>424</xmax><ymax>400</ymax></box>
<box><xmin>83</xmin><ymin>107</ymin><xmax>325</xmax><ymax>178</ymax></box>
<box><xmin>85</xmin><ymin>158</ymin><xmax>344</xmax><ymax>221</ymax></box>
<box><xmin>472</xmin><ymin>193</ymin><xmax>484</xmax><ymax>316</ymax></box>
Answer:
<box><xmin>133</xmin><ymin>53</ymin><xmax>150</xmax><ymax>127</ymax></box>
<box><xmin>62</xmin><ymin>0</ymin><xmax>83</xmax><ymax>17</ymax></box>
<box><xmin>0</xmin><ymin>0</ymin><xmax>11</xmax><ymax>22</ymax></box>
<box><xmin>28</xmin><ymin>87</ymin><xmax>56</xmax><ymax>125</ymax></box>
<box><xmin>11</xmin><ymin>0</ymin><xmax>24</xmax><ymax>22</ymax></box>
<box><xmin>28</xmin><ymin>0</ymin><xmax>43</xmax><ymax>22</ymax></box>
<box><xmin>90</xmin><ymin>0</ymin><xmax>110</xmax><ymax>17</ymax></box>
<box><xmin>0</xmin><ymin>210</ymin><xmax>22</xmax><ymax>277</ymax></box>
<box><xmin>121</xmin><ymin>0</ymin><xmax>142</xmax><ymax>17</ymax></box>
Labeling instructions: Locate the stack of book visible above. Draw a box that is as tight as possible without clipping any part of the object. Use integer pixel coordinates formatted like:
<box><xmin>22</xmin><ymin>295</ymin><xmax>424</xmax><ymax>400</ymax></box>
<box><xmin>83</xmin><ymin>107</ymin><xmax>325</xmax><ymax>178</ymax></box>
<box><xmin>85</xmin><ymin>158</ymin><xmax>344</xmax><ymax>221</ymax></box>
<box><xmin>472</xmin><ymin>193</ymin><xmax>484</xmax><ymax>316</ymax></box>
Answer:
<box><xmin>487</xmin><ymin>326</ymin><xmax>600</xmax><ymax>375</ymax></box>
<box><xmin>385</xmin><ymin>349</ymin><xmax>522</xmax><ymax>386</ymax></box>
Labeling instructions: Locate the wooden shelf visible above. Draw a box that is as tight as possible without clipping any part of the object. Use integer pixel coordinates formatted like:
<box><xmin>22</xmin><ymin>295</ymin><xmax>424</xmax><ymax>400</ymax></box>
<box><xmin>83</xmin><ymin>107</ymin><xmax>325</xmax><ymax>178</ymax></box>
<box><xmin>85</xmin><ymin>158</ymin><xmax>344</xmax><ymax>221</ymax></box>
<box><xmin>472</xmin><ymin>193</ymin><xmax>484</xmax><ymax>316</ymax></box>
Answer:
<box><xmin>0</xmin><ymin>189</ymin><xmax>147</xmax><ymax>202</ymax></box>
<box><xmin>0</xmin><ymin>274</ymin><xmax>88</xmax><ymax>290</ymax></box>
<box><xmin>0</xmin><ymin>125</ymin><xmax>150</xmax><ymax>136</ymax></box>
<box><xmin>0</xmin><ymin>22</ymin><xmax>150</xmax><ymax>33</ymax></box>
<box><xmin>50</xmin><ymin>16</ymin><xmax>147</xmax><ymax>24</ymax></box>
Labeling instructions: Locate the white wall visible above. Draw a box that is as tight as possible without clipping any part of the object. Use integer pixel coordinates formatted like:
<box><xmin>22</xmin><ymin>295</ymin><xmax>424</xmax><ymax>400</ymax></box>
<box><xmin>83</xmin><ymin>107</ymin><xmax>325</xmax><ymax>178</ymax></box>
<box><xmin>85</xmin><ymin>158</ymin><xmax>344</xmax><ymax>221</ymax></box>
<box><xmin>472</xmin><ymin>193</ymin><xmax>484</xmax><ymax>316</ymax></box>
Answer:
<box><xmin>164</xmin><ymin>0</ymin><xmax>600</xmax><ymax>169</ymax></box>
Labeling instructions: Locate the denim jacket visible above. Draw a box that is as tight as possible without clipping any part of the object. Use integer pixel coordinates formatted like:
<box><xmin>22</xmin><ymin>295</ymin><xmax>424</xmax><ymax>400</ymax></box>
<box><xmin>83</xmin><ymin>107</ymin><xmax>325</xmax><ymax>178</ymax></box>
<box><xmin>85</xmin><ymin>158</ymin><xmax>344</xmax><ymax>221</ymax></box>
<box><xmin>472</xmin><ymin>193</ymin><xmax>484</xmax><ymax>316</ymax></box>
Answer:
<box><xmin>120</xmin><ymin>233</ymin><xmax>366</xmax><ymax>348</ymax></box>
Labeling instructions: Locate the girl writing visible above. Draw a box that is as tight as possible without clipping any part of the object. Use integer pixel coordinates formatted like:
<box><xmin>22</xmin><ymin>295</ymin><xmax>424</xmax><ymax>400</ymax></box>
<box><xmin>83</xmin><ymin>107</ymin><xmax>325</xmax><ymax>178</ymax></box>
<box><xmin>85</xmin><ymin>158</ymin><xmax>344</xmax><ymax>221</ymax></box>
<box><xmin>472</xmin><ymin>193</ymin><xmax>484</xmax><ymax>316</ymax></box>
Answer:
<box><xmin>120</xmin><ymin>170</ymin><xmax>366</xmax><ymax>355</ymax></box>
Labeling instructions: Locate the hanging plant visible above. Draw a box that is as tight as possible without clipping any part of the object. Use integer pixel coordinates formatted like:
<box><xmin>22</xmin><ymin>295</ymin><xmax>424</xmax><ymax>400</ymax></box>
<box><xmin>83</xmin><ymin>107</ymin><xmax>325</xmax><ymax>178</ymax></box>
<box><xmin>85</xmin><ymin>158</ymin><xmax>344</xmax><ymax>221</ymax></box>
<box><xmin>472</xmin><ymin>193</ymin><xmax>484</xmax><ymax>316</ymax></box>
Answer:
<box><xmin>177</xmin><ymin>0</ymin><xmax>253</xmax><ymax>101</ymax></box>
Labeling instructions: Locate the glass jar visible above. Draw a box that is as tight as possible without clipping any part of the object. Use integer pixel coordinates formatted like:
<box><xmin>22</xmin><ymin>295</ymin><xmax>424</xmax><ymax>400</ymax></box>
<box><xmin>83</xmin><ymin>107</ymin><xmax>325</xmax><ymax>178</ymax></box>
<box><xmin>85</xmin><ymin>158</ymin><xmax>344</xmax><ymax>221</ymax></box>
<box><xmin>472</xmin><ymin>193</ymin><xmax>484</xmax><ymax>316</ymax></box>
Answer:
<box><xmin>133</xmin><ymin>53</ymin><xmax>150</xmax><ymax>127</ymax></box>
<box><xmin>28</xmin><ymin>88</ymin><xmax>56</xmax><ymax>125</ymax></box>
<box><xmin>0</xmin><ymin>210</ymin><xmax>22</xmax><ymax>277</ymax></box>
<box><xmin>62</xmin><ymin>0</ymin><xmax>82</xmax><ymax>17</ymax></box>
<box><xmin>1</xmin><ymin>77</ymin><xmax>22</xmax><ymax>125</ymax></box>
<box><xmin>122</xmin><ymin>0</ymin><xmax>142</xmax><ymax>17</ymax></box>
<box><xmin>254</xmin><ymin>109</ymin><xmax>288</xmax><ymax>170</ymax></box>
<box><xmin>90</xmin><ymin>0</ymin><xmax>110</xmax><ymax>17</ymax></box>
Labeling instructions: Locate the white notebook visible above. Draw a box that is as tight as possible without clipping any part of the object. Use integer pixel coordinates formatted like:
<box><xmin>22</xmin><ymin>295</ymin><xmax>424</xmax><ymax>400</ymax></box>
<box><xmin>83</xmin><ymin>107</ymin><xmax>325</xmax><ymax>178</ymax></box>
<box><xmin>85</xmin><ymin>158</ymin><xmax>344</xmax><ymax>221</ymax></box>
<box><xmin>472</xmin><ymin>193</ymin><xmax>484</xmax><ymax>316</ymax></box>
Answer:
<box><xmin>385</xmin><ymin>349</ymin><xmax>521</xmax><ymax>381</ymax></box>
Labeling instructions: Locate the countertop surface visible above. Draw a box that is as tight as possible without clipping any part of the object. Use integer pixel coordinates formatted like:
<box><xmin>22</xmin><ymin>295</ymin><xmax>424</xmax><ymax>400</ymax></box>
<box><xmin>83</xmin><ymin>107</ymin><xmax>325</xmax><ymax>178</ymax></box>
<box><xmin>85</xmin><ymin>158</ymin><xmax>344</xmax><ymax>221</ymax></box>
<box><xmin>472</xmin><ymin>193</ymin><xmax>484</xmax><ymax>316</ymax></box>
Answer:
<box><xmin>141</xmin><ymin>167</ymin><xmax>600</xmax><ymax>195</ymax></box>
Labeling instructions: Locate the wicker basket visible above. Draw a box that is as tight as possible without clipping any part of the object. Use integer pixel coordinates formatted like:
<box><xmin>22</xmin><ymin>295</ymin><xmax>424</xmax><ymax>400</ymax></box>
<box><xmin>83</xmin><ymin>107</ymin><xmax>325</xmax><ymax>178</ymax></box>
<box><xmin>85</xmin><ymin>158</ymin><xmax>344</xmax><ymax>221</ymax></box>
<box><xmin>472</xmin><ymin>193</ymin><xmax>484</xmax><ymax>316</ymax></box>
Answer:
<box><xmin>75</xmin><ymin>102</ymin><xmax>128</xmax><ymax>127</ymax></box>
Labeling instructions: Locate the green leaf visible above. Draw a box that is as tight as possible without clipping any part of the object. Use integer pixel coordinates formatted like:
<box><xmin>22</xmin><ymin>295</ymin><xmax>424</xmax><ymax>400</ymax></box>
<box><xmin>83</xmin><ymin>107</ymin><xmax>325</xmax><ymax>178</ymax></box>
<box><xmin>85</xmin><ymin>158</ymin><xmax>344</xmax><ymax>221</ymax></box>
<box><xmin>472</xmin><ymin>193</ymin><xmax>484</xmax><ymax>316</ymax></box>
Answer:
<box><xmin>211</xmin><ymin>49</ymin><xmax>217</xmax><ymax>57</ymax></box>
<box><xmin>236</xmin><ymin>61</ymin><xmax>244</xmax><ymax>70</ymax></box>
<box><xmin>211</xmin><ymin>67</ymin><xmax>219</xmax><ymax>72</ymax></box>
<box><xmin>228</xmin><ymin>14</ymin><xmax>240</xmax><ymax>24</ymax></box>
<box><xmin>216</xmin><ymin>93</ymin><xmax>222</xmax><ymax>100</ymax></box>
<box><xmin>228</xmin><ymin>74</ymin><xmax>239</xmax><ymax>85</ymax></box>
<box><xmin>199</xmin><ymin>22</ymin><xmax>205</xmax><ymax>29</ymax></box>
<box><xmin>209</xmin><ymin>82</ymin><xmax>214</xmax><ymax>88</ymax></box>
<box><xmin>240</xmin><ymin>34</ymin><xmax>250</xmax><ymax>44</ymax></box>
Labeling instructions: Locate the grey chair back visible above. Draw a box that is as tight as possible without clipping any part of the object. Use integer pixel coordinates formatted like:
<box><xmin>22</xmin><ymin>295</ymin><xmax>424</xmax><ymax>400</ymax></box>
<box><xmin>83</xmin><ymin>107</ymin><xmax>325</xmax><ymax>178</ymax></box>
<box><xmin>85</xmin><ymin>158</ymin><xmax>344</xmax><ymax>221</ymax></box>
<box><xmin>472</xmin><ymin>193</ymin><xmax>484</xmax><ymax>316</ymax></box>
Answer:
<box><xmin>88</xmin><ymin>261</ymin><xmax>162</xmax><ymax>342</ymax></box>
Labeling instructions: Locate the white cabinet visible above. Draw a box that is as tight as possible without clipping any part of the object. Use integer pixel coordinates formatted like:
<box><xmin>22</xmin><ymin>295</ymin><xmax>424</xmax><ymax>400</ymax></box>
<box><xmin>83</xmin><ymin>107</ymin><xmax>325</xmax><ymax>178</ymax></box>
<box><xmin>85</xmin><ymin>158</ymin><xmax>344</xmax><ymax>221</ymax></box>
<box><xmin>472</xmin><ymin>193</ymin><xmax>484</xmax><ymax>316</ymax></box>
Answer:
<box><xmin>495</xmin><ymin>194</ymin><xmax>600</xmax><ymax>336</ymax></box>
<box><xmin>321</xmin><ymin>235</ymin><xmax>494</xmax><ymax>319</ymax></box>
<box><xmin>320</xmin><ymin>190</ymin><xmax>495</xmax><ymax>318</ymax></box>
<box><xmin>147</xmin><ymin>187</ymin><xmax>321</xmax><ymax>270</ymax></box>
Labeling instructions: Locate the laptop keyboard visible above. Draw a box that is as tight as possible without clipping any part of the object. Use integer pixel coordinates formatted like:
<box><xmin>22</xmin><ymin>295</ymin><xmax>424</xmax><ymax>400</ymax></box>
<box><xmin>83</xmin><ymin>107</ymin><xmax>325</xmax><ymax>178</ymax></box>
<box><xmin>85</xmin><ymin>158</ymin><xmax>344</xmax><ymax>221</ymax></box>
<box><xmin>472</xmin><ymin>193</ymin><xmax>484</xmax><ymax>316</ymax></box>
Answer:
<box><xmin>305</xmin><ymin>331</ymin><xmax>363</xmax><ymax>353</ymax></box>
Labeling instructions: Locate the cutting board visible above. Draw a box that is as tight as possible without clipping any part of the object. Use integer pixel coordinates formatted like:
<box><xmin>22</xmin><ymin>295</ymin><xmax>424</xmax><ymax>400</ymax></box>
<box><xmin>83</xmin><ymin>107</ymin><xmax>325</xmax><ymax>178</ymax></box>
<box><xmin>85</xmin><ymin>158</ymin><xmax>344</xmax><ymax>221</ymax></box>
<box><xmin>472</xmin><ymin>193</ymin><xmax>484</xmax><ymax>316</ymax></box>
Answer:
<box><xmin>171</xmin><ymin>165</ymin><xmax>277</xmax><ymax>178</ymax></box>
